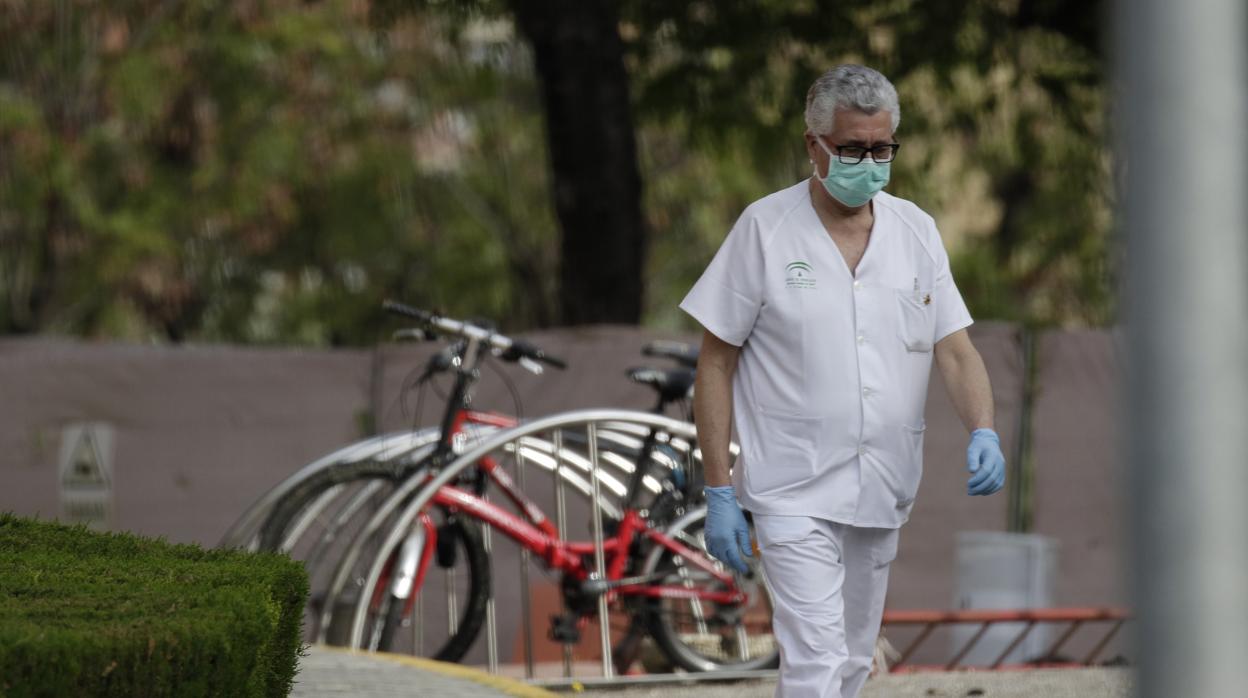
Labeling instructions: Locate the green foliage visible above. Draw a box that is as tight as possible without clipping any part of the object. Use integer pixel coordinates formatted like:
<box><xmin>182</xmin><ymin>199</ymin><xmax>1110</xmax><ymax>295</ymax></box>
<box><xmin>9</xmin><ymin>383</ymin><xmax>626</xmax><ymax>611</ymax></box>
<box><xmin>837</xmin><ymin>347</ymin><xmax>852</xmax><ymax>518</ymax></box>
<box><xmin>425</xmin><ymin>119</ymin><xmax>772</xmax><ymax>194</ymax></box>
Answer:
<box><xmin>0</xmin><ymin>0</ymin><xmax>1114</xmax><ymax>342</ymax></box>
<box><xmin>624</xmin><ymin>0</ymin><xmax>1115</xmax><ymax>329</ymax></box>
<box><xmin>0</xmin><ymin>513</ymin><xmax>308</xmax><ymax>698</ymax></box>
<box><xmin>0</xmin><ymin>1</ymin><xmax>556</xmax><ymax>342</ymax></box>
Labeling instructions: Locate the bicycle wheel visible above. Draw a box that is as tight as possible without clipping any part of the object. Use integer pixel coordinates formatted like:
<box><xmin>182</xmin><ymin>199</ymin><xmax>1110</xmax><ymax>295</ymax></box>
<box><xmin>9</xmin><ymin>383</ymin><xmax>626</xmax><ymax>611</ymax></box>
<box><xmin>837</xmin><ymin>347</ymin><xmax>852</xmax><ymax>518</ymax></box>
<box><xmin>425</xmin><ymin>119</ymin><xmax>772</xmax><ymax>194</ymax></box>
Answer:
<box><xmin>257</xmin><ymin>459</ymin><xmax>414</xmax><ymax>553</ymax></box>
<box><xmin>373</xmin><ymin>510</ymin><xmax>490</xmax><ymax>662</ymax></box>
<box><xmin>259</xmin><ymin>458</ymin><xmax>493</xmax><ymax>663</ymax></box>
<box><xmin>255</xmin><ymin>460</ymin><xmax>417</xmax><ymax>647</ymax></box>
<box><xmin>640</xmin><ymin>506</ymin><xmax>779</xmax><ymax>672</ymax></box>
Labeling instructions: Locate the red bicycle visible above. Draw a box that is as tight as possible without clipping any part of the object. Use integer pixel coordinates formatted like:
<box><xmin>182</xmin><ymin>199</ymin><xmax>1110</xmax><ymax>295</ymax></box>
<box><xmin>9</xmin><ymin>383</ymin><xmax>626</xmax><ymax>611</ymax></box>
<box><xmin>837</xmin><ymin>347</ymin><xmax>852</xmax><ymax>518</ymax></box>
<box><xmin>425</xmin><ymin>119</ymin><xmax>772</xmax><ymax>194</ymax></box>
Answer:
<box><xmin>257</xmin><ymin>303</ymin><xmax>776</xmax><ymax>671</ymax></box>
<box><xmin>360</xmin><ymin>303</ymin><xmax>777</xmax><ymax>673</ymax></box>
<box><xmin>256</xmin><ymin>310</ymin><xmax>553</xmax><ymax>660</ymax></box>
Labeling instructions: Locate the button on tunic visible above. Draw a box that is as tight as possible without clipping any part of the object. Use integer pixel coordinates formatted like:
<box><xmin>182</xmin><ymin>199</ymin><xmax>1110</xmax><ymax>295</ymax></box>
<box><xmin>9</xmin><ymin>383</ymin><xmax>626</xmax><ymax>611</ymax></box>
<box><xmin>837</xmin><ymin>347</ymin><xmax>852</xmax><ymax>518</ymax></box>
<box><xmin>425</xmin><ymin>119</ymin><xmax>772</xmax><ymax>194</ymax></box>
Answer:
<box><xmin>680</xmin><ymin>183</ymin><xmax>972</xmax><ymax>528</ymax></box>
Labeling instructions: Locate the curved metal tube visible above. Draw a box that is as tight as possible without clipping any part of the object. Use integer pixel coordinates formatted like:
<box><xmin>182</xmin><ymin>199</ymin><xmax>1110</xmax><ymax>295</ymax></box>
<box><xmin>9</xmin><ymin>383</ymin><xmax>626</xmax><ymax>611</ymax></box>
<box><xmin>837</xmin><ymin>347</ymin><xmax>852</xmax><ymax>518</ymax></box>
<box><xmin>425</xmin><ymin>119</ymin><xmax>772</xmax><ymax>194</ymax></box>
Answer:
<box><xmin>280</xmin><ymin>483</ymin><xmax>348</xmax><ymax>552</ymax></box>
<box><xmin>504</xmin><ymin>425</ymin><xmax>710</xmax><ymax>501</ymax></box>
<box><xmin>217</xmin><ymin>427</ymin><xmax>446</xmax><ymax>549</ymax></box>
<box><xmin>220</xmin><ymin>423</ymin><xmax>507</xmax><ymax>550</ymax></box>
<box><xmin>281</xmin><ymin>440</ymin><xmax>442</xmax><ymax>556</ymax></box>
<box><xmin>299</xmin><ymin>478</ymin><xmax>391</xmax><ymax>579</ymax></box>
<box><xmin>310</xmin><ymin>421</ymin><xmax>675</xmax><ymax>642</ymax></box>
<box><xmin>336</xmin><ymin>409</ymin><xmax>700</xmax><ymax>651</ymax></box>
<box><xmin>505</xmin><ymin>435</ymin><xmax>630</xmax><ymax>502</ymax></box>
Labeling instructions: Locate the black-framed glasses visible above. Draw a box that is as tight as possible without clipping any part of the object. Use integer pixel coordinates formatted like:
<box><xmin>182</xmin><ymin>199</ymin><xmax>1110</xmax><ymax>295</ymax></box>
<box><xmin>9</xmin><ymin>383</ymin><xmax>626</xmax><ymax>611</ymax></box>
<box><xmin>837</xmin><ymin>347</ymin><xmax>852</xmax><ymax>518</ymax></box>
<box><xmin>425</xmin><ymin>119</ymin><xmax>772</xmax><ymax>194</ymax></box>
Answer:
<box><xmin>832</xmin><ymin>142</ymin><xmax>901</xmax><ymax>164</ymax></box>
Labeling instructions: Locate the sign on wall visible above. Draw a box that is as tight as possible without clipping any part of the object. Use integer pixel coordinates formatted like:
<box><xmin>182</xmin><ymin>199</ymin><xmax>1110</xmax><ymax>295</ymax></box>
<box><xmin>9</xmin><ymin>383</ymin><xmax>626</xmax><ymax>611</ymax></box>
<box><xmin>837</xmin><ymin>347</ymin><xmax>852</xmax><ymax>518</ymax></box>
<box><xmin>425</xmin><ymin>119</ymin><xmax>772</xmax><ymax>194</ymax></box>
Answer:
<box><xmin>58</xmin><ymin>422</ymin><xmax>114</xmax><ymax>529</ymax></box>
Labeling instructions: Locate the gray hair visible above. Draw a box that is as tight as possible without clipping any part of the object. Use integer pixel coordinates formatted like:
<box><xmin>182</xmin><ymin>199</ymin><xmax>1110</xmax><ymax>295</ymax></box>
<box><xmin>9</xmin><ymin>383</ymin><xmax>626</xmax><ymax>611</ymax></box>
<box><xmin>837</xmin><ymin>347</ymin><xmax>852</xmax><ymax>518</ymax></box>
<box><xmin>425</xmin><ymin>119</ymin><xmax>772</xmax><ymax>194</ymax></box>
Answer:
<box><xmin>804</xmin><ymin>64</ymin><xmax>900</xmax><ymax>135</ymax></box>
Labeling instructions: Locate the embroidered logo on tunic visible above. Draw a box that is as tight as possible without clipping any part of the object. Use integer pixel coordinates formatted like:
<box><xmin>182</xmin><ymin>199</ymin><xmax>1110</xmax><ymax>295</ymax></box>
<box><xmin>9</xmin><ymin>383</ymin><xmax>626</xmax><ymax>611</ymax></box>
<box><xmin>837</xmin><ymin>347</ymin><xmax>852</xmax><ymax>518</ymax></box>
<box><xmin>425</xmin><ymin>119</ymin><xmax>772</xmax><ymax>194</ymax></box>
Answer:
<box><xmin>785</xmin><ymin>261</ymin><xmax>816</xmax><ymax>289</ymax></box>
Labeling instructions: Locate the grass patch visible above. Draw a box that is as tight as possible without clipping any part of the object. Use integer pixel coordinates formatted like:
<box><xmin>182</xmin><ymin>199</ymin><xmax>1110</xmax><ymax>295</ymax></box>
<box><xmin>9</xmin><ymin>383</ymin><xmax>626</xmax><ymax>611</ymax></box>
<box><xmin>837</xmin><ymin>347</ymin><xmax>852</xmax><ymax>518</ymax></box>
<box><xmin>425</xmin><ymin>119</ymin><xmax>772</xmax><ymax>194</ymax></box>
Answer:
<box><xmin>0</xmin><ymin>514</ymin><xmax>308</xmax><ymax>697</ymax></box>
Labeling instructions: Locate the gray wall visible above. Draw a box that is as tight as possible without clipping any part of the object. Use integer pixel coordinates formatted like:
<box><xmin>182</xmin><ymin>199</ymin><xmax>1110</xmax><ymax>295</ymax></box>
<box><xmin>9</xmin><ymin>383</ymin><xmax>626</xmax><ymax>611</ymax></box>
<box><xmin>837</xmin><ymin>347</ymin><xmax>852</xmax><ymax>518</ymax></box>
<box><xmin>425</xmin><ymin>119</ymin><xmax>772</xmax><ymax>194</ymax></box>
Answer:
<box><xmin>0</xmin><ymin>323</ymin><xmax>1126</xmax><ymax>665</ymax></box>
<box><xmin>0</xmin><ymin>339</ymin><xmax>371</xmax><ymax>543</ymax></box>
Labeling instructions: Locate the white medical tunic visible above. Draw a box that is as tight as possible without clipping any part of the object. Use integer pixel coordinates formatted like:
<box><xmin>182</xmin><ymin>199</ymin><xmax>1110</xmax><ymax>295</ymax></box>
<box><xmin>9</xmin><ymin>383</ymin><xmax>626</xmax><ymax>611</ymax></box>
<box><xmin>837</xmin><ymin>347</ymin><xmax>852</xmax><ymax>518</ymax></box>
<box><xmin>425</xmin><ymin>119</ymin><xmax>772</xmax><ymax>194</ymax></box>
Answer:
<box><xmin>680</xmin><ymin>182</ymin><xmax>972</xmax><ymax>528</ymax></box>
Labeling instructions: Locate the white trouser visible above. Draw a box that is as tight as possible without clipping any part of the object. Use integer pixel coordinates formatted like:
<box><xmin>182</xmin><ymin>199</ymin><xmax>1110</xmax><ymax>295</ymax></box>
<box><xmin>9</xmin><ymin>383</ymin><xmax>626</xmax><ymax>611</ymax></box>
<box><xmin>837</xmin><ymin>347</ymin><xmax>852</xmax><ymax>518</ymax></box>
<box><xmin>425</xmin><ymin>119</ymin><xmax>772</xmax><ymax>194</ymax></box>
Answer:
<box><xmin>753</xmin><ymin>515</ymin><xmax>900</xmax><ymax>698</ymax></box>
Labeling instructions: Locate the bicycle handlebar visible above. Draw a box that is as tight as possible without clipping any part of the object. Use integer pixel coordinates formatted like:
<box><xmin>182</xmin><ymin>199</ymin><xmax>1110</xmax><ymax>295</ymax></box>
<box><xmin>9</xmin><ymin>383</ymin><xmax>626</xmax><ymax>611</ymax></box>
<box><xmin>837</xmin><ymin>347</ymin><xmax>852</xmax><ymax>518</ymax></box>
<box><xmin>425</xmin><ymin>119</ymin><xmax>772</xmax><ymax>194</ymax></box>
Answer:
<box><xmin>500</xmin><ymin>339</ymin><xmax>567</xmax><ymax>370</ymax></box>
<box><xmin>383</xmin><ymin>300</ymin><xmax>567</xmax><ymax>370</ymax></box>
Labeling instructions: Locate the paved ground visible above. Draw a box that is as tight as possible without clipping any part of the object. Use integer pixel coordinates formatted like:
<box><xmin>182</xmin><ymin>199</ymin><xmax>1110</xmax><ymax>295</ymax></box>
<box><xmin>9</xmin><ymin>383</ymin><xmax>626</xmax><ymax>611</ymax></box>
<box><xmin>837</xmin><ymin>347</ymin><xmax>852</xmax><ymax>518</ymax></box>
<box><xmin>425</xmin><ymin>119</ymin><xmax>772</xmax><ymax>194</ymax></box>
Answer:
<box><xmin>291</xmin><ymin>646</ymin><xmax>557</xmax><ymax>697</ymax></box>
<box><xmin>292</xmin><ymin>646</ymin><xmax>1132</xmax><ymax>697</ymax></box>
<box><xmin>574</xmin><ymin>668</ymin><xmax>1132</xmax><ymax>697</ymax></box>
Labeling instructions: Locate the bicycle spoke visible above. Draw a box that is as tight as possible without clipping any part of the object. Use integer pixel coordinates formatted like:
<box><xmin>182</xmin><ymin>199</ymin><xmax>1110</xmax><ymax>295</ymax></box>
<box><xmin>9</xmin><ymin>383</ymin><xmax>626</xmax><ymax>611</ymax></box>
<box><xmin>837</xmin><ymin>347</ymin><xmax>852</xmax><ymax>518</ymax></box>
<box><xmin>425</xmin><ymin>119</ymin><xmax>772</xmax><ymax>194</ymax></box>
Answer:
<box><xmin>282</xmin><ymin>483</ymin><xmax>345</xmax><ymax>553</ymax></box>
<box><xmin>735</xmin><ymin>621</ymin><xmax>750</xmax><ymax>661</ymax></box>
<box><xmin>305</xmin><ymin>480</ymin><xmax>391</xmax><ymax>577</ymax></box>
<box><xmin>673</xmin><ymin>558</ymin><xmax>710</xmax><ymax>635</ymax></box>
<box><xmin>446</xmin><ymin>567</ymin><xmax>459</xmax><ymax>636</ymax></box>
<box><xmin>641</xmin><ymin>509</ymin><xmax>781</xmax><ymax>671</ymax></box>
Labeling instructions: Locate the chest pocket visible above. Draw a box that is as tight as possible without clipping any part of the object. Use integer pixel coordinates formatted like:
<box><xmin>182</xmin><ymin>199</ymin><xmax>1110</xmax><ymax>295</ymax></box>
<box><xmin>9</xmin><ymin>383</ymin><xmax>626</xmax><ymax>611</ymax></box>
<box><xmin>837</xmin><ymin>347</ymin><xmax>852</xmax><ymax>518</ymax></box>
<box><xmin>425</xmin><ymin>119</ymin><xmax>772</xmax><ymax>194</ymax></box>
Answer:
<box><xmin>896</xmin><ymin>289</ymin><xmax>936</xmax><ymax>353</ymax></box>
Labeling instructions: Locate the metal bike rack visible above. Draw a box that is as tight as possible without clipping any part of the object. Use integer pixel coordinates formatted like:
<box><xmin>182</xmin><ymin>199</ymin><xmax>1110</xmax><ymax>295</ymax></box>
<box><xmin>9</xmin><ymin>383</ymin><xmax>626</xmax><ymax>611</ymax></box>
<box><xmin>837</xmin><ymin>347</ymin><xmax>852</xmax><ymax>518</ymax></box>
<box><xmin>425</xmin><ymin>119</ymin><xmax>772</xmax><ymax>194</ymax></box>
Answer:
<box><xmin>329</xmin><ymin>409</ymin><xmax>732</xmax><ymax>679</ymax></box>
<box><xmin>219</xmin><ymin>421</ymin><xmax>515</xmax><ymax>554</ymax></box>
<box><xmin>217</xmin><ymin>427</ymin><xmax>448</xmax><ymax>550</ymax></box>
<box><xmin>882</xmin><ymin>607</ymin><xmax>1131</xmax><ymax>672</ymax></box>
<box><xmin>309</xmin><ymin>411</ymin><xmax>666</xmax><ymax>644</ymax></box>
<box><xmin>225</xmin><ymin>406</ymin><xmax>1132</xmax><ymax>687</ymax></box>
<box><xmin>217</xmin><ymin>425</ymin><xmax>505</xmax><ymax>646</ymax></box>
<box><xmin>232</xmin><ymin>420</ymin><xmax>679</xmax><ymax>555</ymax></box>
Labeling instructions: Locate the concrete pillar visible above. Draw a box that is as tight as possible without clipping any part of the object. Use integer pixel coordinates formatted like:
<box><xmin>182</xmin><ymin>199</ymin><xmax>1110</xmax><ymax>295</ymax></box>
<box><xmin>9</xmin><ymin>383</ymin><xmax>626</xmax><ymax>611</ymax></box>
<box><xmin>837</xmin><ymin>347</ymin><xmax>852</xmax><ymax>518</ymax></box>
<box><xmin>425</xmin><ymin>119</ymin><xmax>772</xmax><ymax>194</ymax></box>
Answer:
<box><xmin>1117</xmin><ymin>0</ymin><xmax>1248</xmax><ymax>695</ymax></box>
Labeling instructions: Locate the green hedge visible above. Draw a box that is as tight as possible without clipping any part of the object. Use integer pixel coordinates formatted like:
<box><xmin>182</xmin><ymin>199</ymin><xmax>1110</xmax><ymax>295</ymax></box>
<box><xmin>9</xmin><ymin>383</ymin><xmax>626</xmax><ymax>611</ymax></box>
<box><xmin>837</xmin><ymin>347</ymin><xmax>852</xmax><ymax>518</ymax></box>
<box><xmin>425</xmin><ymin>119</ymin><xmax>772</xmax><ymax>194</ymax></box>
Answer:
<box><xmin>0</xmin><ymin>514</ymin><xmax>308</xmax><ymax>697</ymax></box>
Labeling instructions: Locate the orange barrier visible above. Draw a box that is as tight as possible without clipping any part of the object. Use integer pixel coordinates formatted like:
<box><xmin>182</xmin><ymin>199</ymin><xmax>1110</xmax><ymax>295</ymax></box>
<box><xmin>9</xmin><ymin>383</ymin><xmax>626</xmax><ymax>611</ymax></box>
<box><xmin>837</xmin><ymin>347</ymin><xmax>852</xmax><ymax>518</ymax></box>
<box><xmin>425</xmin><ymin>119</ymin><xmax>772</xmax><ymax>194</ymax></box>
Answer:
<box><xmin>881</xmin><ymin>607</ymin><xmax>1131</xmax><ymax>672</ymax></box>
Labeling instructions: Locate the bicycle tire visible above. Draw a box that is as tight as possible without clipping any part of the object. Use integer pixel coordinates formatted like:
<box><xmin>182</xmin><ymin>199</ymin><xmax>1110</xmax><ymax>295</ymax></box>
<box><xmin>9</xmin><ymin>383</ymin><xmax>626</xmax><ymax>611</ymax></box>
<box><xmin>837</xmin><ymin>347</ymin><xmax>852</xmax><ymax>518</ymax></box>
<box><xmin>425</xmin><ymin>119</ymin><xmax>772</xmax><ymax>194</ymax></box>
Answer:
<box><xmin>375</xmin><ymin>514</ymin><xmax>490</xmax><ymax>662</ymax></box>
<box><xmin>257</xmin><ymin>459</ymin><xmax>412</xmax><ymax>553</ymax></box>
<box><xmin>641</xmin><ymin>507</ymin><xmax>780</xmax><ymax>672</ymax></box>
<box><xmin>258</xmin><ymin>459</ymin><xmax>491</xmax><ymax>663</ymax></box>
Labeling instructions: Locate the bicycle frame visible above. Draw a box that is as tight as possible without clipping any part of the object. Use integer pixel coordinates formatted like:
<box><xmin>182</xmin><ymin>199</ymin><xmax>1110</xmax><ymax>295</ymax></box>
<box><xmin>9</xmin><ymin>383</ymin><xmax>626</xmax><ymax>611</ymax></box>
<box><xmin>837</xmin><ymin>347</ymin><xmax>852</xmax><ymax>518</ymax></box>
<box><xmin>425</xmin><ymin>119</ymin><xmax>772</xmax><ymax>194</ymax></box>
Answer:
<box><xmin>422</xmin><ymin>389</ymin><xmax>743</xmax><ymax>593</ymax></box>
<box><xmin>396</xmin><ymin>474</ymin><xmax>743</xmax><ymax>609</ymax></box>
<box><xmin>374</xmin><ymin>408</ymin><xmax>745</xmax><ymax>637</ymax></box>
<box><xmin>371</xmin><ymin>321</ymin><xmax>738</xmax><ymax>640</ymax></box>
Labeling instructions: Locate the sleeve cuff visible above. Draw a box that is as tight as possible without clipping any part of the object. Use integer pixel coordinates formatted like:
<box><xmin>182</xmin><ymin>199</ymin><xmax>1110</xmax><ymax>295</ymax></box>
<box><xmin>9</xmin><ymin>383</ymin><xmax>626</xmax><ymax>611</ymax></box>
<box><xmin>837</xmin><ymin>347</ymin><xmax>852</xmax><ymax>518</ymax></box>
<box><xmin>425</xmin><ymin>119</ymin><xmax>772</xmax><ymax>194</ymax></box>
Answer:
<box><xmin>678</xmin><ymin>276</ymin><xmax>757</xmax><ymax>346</ymax></box>
<box><xmin>679</xmin><ymin>298</ymin><xmax>748</xmax><ymax>346</ymax></box>
<box><xmin>934</xmin><ymin>316</ymin><xmax>974</xmax><ymax>345</ymax></box>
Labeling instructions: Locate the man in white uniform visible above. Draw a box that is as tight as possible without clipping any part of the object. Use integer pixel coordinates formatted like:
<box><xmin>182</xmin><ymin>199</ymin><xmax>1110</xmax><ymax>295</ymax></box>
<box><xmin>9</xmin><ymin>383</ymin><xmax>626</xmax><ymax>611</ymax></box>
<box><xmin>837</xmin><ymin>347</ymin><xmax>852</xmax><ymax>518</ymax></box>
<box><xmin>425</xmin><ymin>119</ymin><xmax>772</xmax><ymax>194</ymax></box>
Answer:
<box><xmin>682</xmin><ymin>65</ymin><xmax>1005</xmax><ymax>698</ymax></box>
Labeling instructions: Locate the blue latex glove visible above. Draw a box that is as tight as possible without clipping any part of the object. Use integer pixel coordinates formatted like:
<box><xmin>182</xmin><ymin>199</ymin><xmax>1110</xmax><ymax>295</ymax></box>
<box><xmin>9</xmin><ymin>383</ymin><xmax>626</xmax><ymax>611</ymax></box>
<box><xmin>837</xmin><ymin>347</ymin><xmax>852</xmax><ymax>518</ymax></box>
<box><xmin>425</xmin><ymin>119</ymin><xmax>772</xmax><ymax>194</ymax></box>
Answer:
<box><xmin>967</xmin><ymin>428</ymin><xmax>1006</xmax><ymax>496</ymax></box>
<box><xmin>703</xmin><ymin>485</ymin><xmax>753</xmax><ymax>574</ymax></box>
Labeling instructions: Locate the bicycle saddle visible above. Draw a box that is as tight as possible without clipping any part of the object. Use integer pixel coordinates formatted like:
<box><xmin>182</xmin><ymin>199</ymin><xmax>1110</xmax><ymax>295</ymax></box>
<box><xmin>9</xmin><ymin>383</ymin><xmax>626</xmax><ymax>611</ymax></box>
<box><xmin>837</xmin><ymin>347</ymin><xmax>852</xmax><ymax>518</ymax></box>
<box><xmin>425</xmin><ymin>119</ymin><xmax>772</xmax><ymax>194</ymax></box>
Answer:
<box><xmin>627</xmin><ymin>366</ymin><xmax>695</xmax><ymax>403</ymax></box>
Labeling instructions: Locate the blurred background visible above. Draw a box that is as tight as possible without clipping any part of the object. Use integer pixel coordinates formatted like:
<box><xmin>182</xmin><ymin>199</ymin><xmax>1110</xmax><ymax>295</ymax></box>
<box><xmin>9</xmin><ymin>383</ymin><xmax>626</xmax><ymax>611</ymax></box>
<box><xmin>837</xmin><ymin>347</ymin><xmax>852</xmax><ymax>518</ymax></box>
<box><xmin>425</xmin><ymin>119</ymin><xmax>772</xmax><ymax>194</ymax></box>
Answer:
<box><xmin>0</xmin><ymin>0</ymin><xmax>1111</xmax><ymax>343</ymax></box>
<box><xmin>0</xmin><ymin>0</ymin><xmax>1130</xmax><ymax>687</ymax></box>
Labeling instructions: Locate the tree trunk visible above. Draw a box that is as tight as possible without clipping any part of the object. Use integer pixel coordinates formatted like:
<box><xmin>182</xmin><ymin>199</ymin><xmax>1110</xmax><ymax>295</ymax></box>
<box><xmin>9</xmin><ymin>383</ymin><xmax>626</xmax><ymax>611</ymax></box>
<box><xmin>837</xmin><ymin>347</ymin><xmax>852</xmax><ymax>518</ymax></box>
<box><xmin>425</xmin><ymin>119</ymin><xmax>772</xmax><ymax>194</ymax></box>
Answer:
<box><xmin>511</xmin><ymin>0</ymin><xmax>646</xmax><ymax>325</ymax></box>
